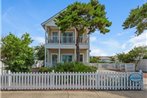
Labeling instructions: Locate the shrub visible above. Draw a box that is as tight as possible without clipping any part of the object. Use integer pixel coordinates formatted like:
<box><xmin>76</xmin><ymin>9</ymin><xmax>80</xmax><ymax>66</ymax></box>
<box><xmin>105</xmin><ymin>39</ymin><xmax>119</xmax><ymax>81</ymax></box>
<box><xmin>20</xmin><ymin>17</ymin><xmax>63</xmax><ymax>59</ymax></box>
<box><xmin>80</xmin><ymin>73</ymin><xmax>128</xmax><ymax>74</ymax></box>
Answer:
<box><xmin>38</xmin><ymin>67</ymin><xmax>52</xmax><ymax>72</ymax></box>
<box><xmin>53</xmin><ymin>62</ymin><xmax>97</xmax><ymax>72</ymax></box>
<box><xmin>90</xmin><ymin>57</ymin><xmax>99</xmax><ymax>63</ymax></box>
<box><xmin>143</xmin><ymin>55</ymin><xmax>147</xmax><ymax>59</ymax></box>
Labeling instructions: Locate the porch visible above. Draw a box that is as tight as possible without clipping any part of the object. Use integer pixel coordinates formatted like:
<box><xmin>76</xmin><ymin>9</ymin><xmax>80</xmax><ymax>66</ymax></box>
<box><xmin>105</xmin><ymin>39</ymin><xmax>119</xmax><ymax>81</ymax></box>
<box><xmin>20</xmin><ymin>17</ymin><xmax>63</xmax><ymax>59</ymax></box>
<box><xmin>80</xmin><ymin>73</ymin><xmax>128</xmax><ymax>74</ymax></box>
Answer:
<box><xmin>45</xmin><ymin>49</ymin><xmax>89</xmax><ymax>67</ymax></box>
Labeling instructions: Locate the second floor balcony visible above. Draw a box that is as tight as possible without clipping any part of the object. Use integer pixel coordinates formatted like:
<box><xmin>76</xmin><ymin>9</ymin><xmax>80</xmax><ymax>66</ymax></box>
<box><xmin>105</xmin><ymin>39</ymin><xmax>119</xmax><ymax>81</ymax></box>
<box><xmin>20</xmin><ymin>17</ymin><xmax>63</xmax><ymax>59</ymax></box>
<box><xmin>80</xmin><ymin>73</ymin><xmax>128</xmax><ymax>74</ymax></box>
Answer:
<box><xmin>46</xmin><ymin>36</ymin><xmax>89</xmax><ymax>44</ymax></box>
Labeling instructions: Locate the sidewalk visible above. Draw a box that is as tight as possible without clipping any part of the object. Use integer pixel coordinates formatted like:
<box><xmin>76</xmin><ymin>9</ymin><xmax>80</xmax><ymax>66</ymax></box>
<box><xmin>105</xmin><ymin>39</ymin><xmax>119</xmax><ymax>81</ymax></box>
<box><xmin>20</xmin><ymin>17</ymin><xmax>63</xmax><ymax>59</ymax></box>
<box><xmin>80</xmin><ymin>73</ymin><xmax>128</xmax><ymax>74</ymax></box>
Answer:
<box><xmin>1</xmin><ymin>89</ymin><xmax>147</xmax><ymax>98</ymax></box>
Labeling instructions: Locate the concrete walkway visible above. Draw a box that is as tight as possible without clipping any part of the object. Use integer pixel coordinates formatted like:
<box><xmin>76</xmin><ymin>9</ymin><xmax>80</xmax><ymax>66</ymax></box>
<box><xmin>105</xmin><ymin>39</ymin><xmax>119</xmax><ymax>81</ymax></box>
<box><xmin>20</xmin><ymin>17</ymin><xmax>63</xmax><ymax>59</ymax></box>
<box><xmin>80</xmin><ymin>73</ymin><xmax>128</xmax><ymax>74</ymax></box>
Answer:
<box><xmin>1</xmin><ymin>89</ymin><xmax>147</xmax><ymax>98</ymax></box>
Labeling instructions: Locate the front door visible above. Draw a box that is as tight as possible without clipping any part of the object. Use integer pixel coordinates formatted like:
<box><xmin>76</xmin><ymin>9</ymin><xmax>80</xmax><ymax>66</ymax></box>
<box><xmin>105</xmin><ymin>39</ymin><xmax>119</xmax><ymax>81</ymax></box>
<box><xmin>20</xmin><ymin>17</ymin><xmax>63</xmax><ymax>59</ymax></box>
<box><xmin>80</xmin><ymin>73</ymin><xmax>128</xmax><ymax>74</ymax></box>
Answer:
<box><xmin>80</xmin><ymin>54</ymin><xmax>83</xmax><ymax>62</ymax></box>
<box><xmin>52</xmin><ymin>54</ymin><xmax>58</xmax><ymax>66</ymax></box>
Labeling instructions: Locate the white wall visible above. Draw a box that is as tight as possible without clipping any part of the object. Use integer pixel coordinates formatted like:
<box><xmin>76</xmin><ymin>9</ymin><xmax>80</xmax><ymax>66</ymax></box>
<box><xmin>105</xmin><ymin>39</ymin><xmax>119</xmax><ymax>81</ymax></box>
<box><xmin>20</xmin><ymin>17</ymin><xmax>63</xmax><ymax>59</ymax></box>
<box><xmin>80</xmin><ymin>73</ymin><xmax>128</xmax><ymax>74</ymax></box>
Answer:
<box><xmin>0</xmin><ymin>61</ymin><xmax>6</xmax><ymax>74</ymax></box>
<box><xmin>89</xmin><ymin>63</ymin><xmax>135</xmax><ymax>72</ymax></box>
<box><xmin>137</xmin><ymin>59</ymin><xmax>147</xmax><ymax>72</ymax></box>
<box><xmin>32</xmin><ymin>60</ymin><xmax>44</xmax><ymax>68</ymax></box>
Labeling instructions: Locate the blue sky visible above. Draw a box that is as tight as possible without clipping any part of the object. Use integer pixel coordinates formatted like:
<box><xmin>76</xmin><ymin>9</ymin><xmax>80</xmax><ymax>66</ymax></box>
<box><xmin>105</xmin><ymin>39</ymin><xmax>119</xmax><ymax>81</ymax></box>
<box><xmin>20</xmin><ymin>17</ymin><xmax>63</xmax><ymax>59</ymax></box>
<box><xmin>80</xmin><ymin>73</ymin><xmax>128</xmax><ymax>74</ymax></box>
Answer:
<box><xmin>1</xmin><ymin>0</ymin><xmax>147</xmax><ymax>56</ymax></box>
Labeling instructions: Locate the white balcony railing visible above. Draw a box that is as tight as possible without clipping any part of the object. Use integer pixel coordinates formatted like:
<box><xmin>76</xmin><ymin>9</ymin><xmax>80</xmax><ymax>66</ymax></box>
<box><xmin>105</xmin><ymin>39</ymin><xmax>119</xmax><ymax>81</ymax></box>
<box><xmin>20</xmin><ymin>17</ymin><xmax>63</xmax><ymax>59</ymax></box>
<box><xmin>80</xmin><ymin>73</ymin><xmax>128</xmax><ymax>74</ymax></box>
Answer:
<box><xmin>46</xmin><ymin>36</ymin><xmax>88</xmax><ymax>44</ymax></box>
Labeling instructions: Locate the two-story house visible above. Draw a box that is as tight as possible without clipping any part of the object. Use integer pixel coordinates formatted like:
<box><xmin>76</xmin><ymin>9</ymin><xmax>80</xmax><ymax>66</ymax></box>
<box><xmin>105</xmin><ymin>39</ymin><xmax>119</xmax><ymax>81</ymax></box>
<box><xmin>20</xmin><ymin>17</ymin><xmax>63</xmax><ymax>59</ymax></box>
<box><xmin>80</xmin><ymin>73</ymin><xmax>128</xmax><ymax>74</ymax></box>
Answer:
<box><xmin>41</xmin><ymin>12</ymin><xmax>90</xmax><ymax>67</ymax></box>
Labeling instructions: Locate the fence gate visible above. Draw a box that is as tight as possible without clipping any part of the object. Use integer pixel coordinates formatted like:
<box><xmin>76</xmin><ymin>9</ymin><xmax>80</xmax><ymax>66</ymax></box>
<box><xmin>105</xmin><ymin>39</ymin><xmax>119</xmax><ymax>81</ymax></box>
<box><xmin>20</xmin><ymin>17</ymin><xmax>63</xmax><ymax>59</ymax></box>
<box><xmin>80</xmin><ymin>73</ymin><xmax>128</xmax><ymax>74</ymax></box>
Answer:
<box><xmin>0</xmin><ymin>71</ymin><xmax>143</xmax><ymax>90</ymax></box>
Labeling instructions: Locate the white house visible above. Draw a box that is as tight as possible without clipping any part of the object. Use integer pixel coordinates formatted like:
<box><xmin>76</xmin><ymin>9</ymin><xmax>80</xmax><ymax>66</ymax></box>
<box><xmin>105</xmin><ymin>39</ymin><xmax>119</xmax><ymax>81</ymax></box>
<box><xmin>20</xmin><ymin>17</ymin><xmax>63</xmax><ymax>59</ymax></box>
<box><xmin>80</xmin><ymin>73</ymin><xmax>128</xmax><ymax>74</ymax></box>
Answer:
<box><xmin>41</xmin><ymin>11</ymin><xmax>90</xmax><ymax>67</ymax></box>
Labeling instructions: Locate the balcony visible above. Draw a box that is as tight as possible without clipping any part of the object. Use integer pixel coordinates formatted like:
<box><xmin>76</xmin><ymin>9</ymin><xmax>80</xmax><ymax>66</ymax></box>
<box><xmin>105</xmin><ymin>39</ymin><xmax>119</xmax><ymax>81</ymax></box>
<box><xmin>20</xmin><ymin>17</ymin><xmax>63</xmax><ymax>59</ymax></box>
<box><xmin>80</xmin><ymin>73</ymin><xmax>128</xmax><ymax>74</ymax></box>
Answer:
<box><xmin>45</xmin><ymin>36</ymin><xmax>89</xmax><ymax>49</ymax></box>
<box><xmin>46</xmin><ymin>36</ymin><xmax>88</xmax><ymax>44</ymax></box>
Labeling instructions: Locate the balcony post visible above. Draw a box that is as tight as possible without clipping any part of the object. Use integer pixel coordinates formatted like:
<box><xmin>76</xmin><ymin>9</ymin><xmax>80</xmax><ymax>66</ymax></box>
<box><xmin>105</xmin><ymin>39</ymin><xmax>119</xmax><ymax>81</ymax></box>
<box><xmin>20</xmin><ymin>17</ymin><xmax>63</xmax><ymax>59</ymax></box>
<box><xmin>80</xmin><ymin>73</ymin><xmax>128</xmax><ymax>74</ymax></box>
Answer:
<box><xmin>59</xmin><ymin>28</ymin><xmax>61</xmax><ymax>44</ymax></box>
<box><xmin>45</xmin><ymin>26</ymin><xmax>48</xmax><ymax>44</ymax></box>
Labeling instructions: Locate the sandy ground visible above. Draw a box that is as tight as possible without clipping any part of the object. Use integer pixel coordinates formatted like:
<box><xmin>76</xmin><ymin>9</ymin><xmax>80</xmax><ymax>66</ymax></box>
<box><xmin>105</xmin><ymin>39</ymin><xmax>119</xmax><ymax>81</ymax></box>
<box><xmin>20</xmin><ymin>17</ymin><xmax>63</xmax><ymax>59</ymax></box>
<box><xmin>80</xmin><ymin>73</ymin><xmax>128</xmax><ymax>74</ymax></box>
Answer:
<box><xmin>1</xmin><ymin>90</ymin><xmax>147</xmax><ymax>98</ymax></box>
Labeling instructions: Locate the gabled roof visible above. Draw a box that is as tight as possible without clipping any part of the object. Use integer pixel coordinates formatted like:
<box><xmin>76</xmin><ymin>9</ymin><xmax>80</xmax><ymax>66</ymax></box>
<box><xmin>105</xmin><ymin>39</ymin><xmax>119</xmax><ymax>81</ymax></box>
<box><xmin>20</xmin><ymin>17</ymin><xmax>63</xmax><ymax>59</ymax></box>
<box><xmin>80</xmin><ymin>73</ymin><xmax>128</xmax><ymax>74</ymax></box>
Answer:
<box><xmin>41</xmin><ymin>8</ymin><xmax>66</xmax><ymax>28</ymax></box>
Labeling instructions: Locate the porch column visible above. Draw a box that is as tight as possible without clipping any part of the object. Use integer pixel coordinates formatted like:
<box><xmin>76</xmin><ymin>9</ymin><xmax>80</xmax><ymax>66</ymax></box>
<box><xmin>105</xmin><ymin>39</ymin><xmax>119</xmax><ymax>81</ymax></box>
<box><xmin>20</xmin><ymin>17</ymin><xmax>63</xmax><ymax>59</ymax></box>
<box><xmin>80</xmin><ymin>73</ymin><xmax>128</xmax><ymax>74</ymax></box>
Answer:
<box><xmin>58</xmin><ymin>49</ymin><xmax>61</xmax><ymax>63</ymax></box>
<box><xmin>47</xmin><ymin>49</ymin><xmax>49</xmax><ymax>67</ymax></box>
<box><xmin>87</xmin><ymin>49</ymin><xmax>89</xmax><ymax>63</ymax></box>
<box><xmin>45</xmin><ymin>47</ymin><xmax>47</xmax><ymax>67</ymax></box>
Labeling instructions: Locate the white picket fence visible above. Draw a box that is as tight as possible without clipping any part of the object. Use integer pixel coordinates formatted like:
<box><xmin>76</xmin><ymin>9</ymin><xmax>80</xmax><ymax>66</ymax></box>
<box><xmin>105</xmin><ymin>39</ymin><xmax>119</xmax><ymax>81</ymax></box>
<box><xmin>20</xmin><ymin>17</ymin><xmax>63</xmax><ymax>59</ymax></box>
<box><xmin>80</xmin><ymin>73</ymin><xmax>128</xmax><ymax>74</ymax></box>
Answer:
<box><xmin>0</xmin><ymin>71</ymin><xmax>143</xmax><ymax>90</ymax></box>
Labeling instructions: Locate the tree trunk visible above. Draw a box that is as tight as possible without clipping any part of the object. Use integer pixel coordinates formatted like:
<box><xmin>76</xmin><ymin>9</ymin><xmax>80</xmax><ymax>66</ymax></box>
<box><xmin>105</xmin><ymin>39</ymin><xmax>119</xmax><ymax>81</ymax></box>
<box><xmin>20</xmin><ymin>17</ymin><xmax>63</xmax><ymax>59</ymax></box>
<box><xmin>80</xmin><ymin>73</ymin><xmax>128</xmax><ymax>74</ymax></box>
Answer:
<box><xmin>135</xmin><ymin>56</ymin><xmax>142</xmax><ymax>71</ymax></box>
<box><xmin>76</xmin><ymin>31</ymin><xmax>80</xmax><ymax>62</ymax></box>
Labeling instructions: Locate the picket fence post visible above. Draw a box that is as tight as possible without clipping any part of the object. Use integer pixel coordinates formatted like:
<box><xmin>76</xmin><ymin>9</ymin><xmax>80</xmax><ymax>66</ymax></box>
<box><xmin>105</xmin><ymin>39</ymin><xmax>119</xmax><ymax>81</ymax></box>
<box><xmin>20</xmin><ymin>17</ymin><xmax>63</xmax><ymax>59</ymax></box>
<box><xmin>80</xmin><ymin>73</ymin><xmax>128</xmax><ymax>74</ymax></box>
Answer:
<box><xmin>8</xmin><ymin>70</ymin><xmax>11</xmax><ymax>89</ymax></box>
<box><xmin>95</xmin><ymin>70</ymin><xmax>98</xmax><ymax>89</ymax></box>
<box><xmin>52</xmin><ymin>70</ymin><xmax>55</xmax><ymax>89</ymax></box>
<box><xmin>139</xmin><ymin>70</ymin><xmax>143</xmax><ymax>90</ymax></box>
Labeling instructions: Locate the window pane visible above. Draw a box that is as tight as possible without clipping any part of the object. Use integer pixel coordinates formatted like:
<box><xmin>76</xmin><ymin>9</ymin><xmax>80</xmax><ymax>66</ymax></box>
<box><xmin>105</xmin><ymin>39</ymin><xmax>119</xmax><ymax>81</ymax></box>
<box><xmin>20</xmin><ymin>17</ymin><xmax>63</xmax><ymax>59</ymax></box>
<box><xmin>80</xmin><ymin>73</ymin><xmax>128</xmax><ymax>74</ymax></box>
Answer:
<box><xmin>62</xmin><ymin>55</ymin><xmax>73</xmax><ymax>63</ymax></box>
<box><xmin>52</xmin><ymin>32</ymin><xmax>58</xmax><ymax>43</ymax></box>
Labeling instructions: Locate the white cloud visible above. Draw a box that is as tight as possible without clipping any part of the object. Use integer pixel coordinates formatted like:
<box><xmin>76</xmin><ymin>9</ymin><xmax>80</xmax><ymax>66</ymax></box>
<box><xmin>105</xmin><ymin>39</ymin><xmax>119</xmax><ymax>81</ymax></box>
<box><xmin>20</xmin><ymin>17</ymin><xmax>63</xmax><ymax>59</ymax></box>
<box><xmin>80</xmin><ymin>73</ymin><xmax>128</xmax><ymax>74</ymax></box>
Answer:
<box><xmin>90</xmin><ymin>34</ymin><xmax>122</xmax><ymax>56</ymax></box>
<box><xmin>129</xmin><ymin>31</ymin><xmax>147</xmax><ymax>47</ymax></box>
<box><xmin>90</xmin><ymin>35</ymin><xmax>108</xmax><ymax>56</ymax></box>
<box><xmin>90</xmin><ymin>36</ymin><xmax>97</xmax><ymax>42</ymax></box>
<box><xmin>117</xmin><ymin>32</ymin><xmax>123</xmax><ymax>36</ymax></box>
<box><xmin>100</xmin><ymin>39</ymin><xmax>121</xmax><ymax>49</ymax></box>
<box><xmin>89</xmin><ymin>30</ymin><xmax>147</xmax><ymax>56</ymax></box>
<box><xmin>90</xmin><ymin>47</ymin><xmax>107</xmax><ymax>56</ymax></box>
<box><xmin>32</xmin><ymin>36</ymin><xmax>45</xmax><ymax>44</ymax></box>
<box><xmin>121</xmin><ymin>30</ymin><xmax>147</xmax><ymax>53</ymax></box>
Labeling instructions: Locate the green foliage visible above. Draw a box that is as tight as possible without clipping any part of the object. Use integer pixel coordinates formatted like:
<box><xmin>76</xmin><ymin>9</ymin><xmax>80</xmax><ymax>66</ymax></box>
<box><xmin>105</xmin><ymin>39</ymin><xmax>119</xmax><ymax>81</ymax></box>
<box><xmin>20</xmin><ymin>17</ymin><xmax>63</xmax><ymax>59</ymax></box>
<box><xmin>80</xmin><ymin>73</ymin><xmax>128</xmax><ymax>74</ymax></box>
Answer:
<box><xmin>38</xmin><ymin>67</ymin><xmax>52</xmax><ymax>72</ymax></box>
<box><xmin>109</xmin><ymin>57</ymin><xmax>116</xmax><ymax>62</ymax></box>
<box><xmin>55</xmin><ymin>0</ymin><xmax>111</xmax><ymax>33</ymax></box>
<box><xmin>117</xmin><ymin>53</ymin><xmax>134</xmax><ymax>63</ymax></box>
<box><xmin>1</xmin><ymin>33</ymin><xmax>34</xmax><ymax>72</ymax></box>
<box><xmin>52</xmin><ymin>62</ymin><xmax>97</xmax><ymax>72</ymax></box>
<box><xmin>55</xmin><ymin>0</ymin><xmax>111</xmax><ymax>62</ymax></box>
<box><xmin>37</xmin><ymin>62</ymin><xmax>97</xmax><ymax>72</ymax></box>
<box><xmin>143</xmin><ymin>55</ymin><xmax>147</xmax><ymax>59</ymax></box>
<box><xmin>117</xmin><ymin>46</ymin><xmax>147</xmax><ymax>66</ymax></box>
<box><xmin>123</xmin><ymin>3</ymin><xmax>147</xmax><ymax>35</ymax></box>
<box><xmin>34</xmin><ymin>44</ymin><xmax>44</xmax><ymax>60</ymax></box>
<box><xmin>90</xmin><ymin>57</ymin><xmax>99</xmax><ymax>63</ymax></box>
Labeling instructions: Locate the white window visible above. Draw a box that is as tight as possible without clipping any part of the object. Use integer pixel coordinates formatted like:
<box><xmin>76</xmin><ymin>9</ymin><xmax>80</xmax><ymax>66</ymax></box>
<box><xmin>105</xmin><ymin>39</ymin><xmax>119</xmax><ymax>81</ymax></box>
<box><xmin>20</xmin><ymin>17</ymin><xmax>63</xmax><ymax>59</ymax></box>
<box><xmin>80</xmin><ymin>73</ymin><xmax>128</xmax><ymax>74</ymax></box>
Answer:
<box><xmin>52</xmin><ymin>32</ymin><xmax>58</xmax><ymax>43</ymax></box>
<box><xmin>62</xmin><ymin>54</ymin><xmax>73</xmax><ymax>63</ymax></box>
<box><xmin>62</xmin><ymin>32</ymin><xmax>74</xmax><ymax>43</ymax></box>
